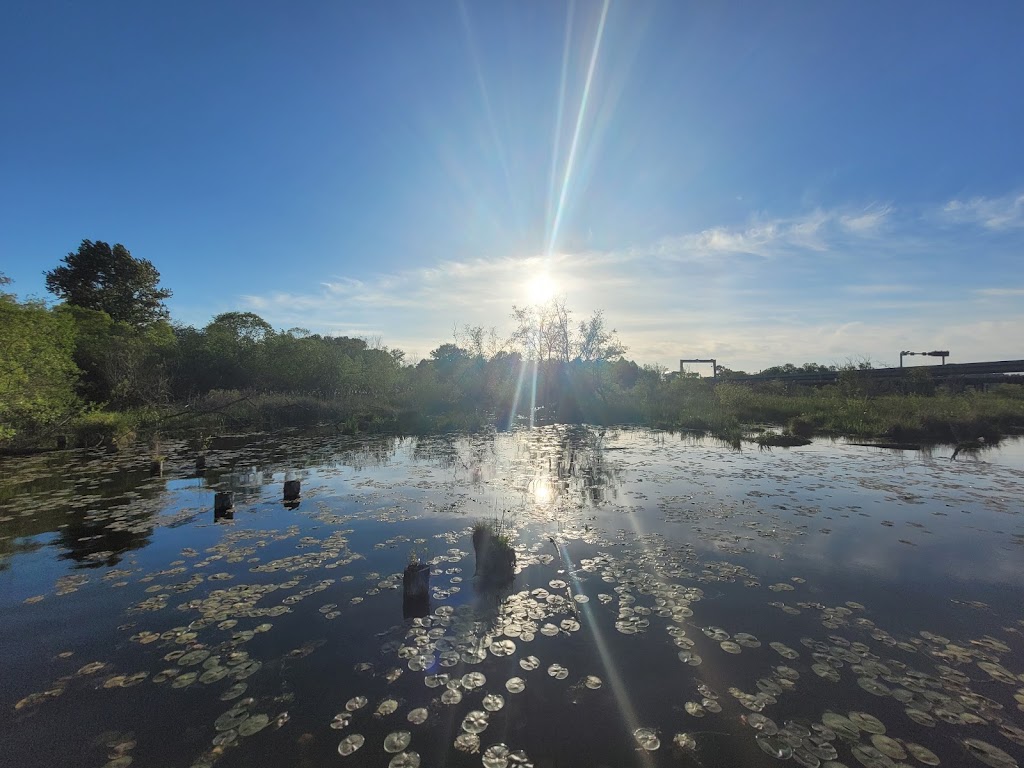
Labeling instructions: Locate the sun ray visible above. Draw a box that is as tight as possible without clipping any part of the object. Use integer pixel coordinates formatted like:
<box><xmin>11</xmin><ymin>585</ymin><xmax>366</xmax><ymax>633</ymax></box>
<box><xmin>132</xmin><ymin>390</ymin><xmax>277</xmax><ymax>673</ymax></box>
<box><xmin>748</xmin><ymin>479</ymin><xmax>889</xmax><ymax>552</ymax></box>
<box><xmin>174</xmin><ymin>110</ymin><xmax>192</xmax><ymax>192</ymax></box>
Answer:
<box><xmin>546</xmin><ymin>0</ymin><xmax>611</xmax><ymax>257</ymax></box>
<box><xmin>457</xmin><ymin>0</ymin><xmax>522</xmax><ymax>234</ymax></box>
<box><xmin>507</xmin><ymin>356</ymin><xmax>531</xmax><ymax>430</ymax></box>
<box><xmin>529</xmin><ymin>357</ymin><xmax>539</xmax><ymax>429</ymax></box>
<box><xmin>549</xmin><ymin>534</ymin><xmax>655</xmax><ymax>768</ymax></box>
<box><xmin>546</xmin><ymin>0</ymin><xmax>576</xmax><ymax>253</ymax></box>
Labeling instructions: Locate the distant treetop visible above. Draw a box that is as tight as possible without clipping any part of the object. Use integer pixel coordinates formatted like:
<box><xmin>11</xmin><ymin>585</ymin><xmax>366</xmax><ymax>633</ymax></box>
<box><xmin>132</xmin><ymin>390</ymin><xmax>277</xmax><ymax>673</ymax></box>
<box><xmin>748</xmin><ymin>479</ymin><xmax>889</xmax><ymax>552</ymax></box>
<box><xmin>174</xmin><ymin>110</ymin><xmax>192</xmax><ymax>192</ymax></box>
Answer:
<box><xmin>45</xmin><ymin>240</ymin><xmax>172</xmax><ymax>326</ymax></box>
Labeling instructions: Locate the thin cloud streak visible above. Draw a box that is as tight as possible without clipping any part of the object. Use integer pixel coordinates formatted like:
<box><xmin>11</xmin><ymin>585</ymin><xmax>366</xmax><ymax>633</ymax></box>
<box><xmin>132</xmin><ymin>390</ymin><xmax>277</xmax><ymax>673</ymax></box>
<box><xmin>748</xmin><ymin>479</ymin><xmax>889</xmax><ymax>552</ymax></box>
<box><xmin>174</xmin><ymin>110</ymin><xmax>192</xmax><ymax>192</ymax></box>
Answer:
<box><xmin>839</xmin><ymin>204</ymin><xmax>893</xmax><ymax>233</ymax></box>
<box><xmin>844</xmin><ymin>284</ymin><xmax>918</xmax><ymax>295</ymax></box>
<box><xmin>974</xmin><ymin>288</ymin><xmax>1024</xmax><ymax>297</ymax></box>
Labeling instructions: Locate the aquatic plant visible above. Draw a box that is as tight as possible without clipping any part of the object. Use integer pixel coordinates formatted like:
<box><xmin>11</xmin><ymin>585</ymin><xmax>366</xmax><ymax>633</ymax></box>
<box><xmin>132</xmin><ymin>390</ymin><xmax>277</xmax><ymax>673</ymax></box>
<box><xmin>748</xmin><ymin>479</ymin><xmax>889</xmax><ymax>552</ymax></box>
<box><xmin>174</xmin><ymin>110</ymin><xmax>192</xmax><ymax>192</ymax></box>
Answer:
<box><xmin>471</xmin><ymin>518</ymin><xmax>516</xmax><ymax>586</ymax></box>
<box><xmin>755</xmin><ymin>432</ymin><xmax>813</xmax><ymax>448</ymax></box>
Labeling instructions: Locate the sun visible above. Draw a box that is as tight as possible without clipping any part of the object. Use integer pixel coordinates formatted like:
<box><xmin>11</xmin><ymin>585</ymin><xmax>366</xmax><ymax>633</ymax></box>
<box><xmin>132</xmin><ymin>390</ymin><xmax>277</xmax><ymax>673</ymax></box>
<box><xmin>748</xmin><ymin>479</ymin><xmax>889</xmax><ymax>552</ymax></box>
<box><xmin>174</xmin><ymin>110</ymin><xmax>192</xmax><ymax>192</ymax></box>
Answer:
<box><xmin>525</xmin><ymin>273</ymin><xmax>558</xmax><ymax>304</ymax></box>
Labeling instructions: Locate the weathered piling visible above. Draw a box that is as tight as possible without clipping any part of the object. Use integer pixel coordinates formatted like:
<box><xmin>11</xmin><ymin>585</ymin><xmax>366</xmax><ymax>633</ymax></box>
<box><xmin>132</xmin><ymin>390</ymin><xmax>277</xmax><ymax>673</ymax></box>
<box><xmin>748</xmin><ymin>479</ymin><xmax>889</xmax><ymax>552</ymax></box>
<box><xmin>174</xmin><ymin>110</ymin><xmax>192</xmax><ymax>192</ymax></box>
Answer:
<box><xmin>284</xmin><ymin>479</ymin><xmax>301</xmax><ymax>501</ymax></box>
<box><xmin>214</xmin><ymin>492</ymin><xmax>234</xmax><ymax>521</ymax></box>
<box><xmin>402</xmin><ymin>561</ymin><xmax>431</xmax><ymax>618</ymax></box>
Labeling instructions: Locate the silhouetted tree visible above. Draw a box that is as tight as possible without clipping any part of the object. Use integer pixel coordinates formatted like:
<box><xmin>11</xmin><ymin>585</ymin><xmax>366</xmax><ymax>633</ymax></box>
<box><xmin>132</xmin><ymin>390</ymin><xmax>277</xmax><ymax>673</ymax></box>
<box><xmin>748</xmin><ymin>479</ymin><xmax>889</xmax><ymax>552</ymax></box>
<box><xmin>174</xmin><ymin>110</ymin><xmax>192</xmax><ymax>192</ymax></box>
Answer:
<box><xmin>45</xmin><ymin>240</ymin><xmax>172</xmax><ymax>326</ymax></box>
<box><xmin>510</xmin><ymin>297</ymin><xmax>625</xmax><ymax>363</ymax></box>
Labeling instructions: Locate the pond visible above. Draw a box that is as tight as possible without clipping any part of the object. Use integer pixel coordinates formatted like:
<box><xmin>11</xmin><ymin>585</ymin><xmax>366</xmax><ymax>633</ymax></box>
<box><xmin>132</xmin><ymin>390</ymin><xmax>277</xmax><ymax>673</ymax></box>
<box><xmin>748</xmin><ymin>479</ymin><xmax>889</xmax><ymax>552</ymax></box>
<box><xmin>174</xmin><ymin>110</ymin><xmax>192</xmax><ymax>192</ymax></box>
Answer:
<box><xmin>2</xmin><ymin>426</ymin><xmax>1023</xmax><ymax>768</ymax></box>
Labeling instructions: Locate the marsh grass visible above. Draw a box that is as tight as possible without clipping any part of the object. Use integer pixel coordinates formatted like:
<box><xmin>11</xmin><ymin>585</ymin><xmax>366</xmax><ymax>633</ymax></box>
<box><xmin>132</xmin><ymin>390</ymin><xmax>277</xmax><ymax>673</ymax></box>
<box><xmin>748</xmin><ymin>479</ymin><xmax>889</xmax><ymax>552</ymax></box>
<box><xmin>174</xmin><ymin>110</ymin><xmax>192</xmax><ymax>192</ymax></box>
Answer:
<box><xmin>708</xmin><ymin>383</ymin><xmax>1024</xmax><ymax>444</ymax></box>
<box><xmin>71</xmin><ymin>410</ymin><xmax>139</xmax><ymax>449</ymax></box>
<box><xmin>29</xmin><ymin>374</ymin><xmax>1024</xmax><ymax>455</ymax></box>
<box><xmin>472</xmin><ymin>514</ymin><xmax>517</xmax><ymax>586</ymax></box>
<box><xmin>755</xmin><ymin>433</ymin><xmax>813</xmax><ymax>448</ymax></box>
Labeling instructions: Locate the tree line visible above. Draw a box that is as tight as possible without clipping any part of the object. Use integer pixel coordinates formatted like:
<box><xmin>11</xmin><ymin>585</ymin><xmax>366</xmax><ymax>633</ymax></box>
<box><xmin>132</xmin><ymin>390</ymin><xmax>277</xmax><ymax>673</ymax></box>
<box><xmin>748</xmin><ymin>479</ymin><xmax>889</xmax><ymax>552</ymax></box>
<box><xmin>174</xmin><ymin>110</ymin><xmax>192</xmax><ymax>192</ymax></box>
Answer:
<box><xmin>2</xmin><ymin>240</ymin><xmax>652</xmax><ymax>446</ymax></box>
<box><xmin>6</xmin><ymin>240</ymin><xmax>1013</xmax><ymax>450</ymax></box>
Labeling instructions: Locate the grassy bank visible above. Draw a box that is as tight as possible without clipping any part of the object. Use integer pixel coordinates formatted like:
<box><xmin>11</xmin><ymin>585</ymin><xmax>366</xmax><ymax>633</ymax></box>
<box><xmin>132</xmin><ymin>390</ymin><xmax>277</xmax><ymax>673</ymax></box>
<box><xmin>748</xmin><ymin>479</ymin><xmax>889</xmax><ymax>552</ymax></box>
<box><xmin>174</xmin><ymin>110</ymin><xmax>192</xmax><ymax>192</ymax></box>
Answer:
<box><xmin>7</xmin><ymin>379</ymin><xmax>1024</xmax><ymax>455</ymax></box>
<box><xmin>712</xmin><ymin>382</ymin><xmax>1024</xmax><ymax>443</ymax></box>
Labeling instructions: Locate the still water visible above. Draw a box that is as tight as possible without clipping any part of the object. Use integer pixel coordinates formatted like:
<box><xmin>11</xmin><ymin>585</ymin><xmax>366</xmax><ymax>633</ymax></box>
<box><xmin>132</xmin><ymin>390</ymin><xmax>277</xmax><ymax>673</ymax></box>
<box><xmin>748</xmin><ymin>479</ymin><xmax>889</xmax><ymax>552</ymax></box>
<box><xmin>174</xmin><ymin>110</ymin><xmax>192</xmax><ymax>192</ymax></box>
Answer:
<box><xmin>2</xmin><ymin>427</ymin><xmax>1023</xmax><ymax>768</ymax></box>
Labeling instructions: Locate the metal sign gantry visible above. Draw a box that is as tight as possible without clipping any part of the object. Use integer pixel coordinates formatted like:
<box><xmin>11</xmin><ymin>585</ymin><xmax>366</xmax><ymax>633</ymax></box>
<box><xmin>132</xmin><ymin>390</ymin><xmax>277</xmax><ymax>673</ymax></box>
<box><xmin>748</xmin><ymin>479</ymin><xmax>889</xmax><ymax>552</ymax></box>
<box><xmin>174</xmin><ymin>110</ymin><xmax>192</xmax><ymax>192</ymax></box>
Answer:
<box><xmin>680</xmin><ymin>358</ymin><xmax>718</xmax><ymax>378</ymax></box>
<box><xmin>900</xmin><ymin>350</ymin><xmax>949</xmax><ymax>367</ymax></box>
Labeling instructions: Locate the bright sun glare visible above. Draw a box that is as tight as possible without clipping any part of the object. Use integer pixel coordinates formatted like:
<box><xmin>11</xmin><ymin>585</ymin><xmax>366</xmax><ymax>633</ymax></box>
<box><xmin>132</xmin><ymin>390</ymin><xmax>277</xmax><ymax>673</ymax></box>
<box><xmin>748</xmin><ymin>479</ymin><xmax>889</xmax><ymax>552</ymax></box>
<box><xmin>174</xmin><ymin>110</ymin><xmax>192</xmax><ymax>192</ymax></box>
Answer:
<box><xmin>526</xmin><ymin>273</ymin><xmax>558</xmax><ymax>304</ymax></box>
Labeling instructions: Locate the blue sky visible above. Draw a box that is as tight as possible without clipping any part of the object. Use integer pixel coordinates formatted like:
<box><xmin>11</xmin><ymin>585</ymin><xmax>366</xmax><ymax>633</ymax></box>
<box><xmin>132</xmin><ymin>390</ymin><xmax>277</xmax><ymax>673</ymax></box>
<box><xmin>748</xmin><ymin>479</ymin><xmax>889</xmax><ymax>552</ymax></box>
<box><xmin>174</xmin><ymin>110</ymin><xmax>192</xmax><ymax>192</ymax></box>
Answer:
<box><xmin>2</xmin><ymin>1</ymin><xmax>1022</xmax><ymax>370</ymax></box>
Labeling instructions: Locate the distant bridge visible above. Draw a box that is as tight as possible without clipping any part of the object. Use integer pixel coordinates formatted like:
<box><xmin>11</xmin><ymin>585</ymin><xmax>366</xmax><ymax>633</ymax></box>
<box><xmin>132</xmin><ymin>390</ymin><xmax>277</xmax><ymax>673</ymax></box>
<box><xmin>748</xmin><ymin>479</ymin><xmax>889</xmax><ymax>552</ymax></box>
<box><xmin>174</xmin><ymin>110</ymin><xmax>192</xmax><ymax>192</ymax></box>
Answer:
<box><xmin>725</xmin><ymin>359</ymin><xmax>1024</xmax><ymax>385</ymax></box>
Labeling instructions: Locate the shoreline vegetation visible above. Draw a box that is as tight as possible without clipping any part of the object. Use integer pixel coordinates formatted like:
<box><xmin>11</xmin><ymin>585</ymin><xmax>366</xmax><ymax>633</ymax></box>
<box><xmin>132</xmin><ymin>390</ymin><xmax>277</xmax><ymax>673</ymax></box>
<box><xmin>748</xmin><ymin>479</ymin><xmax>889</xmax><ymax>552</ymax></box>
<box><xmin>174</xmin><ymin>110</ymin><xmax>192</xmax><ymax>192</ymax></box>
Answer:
<box><xmin>3</xmin><ymin>244</ymin><xmax>1024</xmax><ymax>455</ymax></box>
<box><xmin>6</xmin><ymin>376</ymin><xmax>1024</xmax><ymax>456</ymax></box>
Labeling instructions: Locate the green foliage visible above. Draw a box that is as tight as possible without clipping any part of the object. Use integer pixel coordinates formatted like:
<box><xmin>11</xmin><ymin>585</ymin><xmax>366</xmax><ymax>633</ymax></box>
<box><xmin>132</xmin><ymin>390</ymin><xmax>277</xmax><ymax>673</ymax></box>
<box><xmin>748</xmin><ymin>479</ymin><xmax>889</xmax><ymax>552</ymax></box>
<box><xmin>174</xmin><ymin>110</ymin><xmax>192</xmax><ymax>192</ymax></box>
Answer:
<box><xmin>0</xmin><ymin>271</ymin><xmax>13</xmax><ymax>302</ymax></box>
<box><xmin>168</xmin><ymin>316</ymin><xmax>402</xmax><ymax>405</ymax></box>
<box><xmin>45</xmin><ymin>240</ymin><xmax>172</xmax><ymax>326</ymax></box>
<box><xmin>704</xmin><ymin>384</ymin><xmax>1024</xmax><ymax>443</ymax></box>
<box><xmin>71</xmin><ymin>410</ymin><xmax>138</xmax><ymax>448</ymax></box>
<box><xmin>787</xmin><ymin>416</ymin><xmax>815</xmax><ymax>438</ymax></box>
<box><xmin>58</xmin><ymin>306</ymin><xmax>176</xmax><ymax>407</ymax></box>
<box><xmin>0</xmin><ymin>298</ymin><xmax>80</xmax><ymax>445</ymax></box>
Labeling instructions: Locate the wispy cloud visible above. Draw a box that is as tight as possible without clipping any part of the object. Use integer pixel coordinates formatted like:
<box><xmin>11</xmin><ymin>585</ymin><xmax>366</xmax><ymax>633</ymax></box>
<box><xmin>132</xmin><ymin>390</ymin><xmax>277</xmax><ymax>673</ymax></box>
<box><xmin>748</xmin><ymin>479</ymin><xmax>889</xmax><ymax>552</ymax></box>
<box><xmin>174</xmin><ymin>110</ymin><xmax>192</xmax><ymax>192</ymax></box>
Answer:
<box><xmin>227</xmin><ymin>197</ymin><xmax>1024</xmax><ymax>369</ymax></box>
<box><xmin>646</xmin><ymin>206</ymin><xmax>885</xmax><ymax>261</ymax></box>
<box><xmin>942</xmin><ymin>193</ymin><xmax>1024</xmax><ymax>230</ymax></box>
<box><xmin>844</xmin><ymin>284</ymin><xmax>917</xmax><ymax>295</ymax></box>
<box><xmin>839</xmin><ymin>204</ymin><xmax>892</xmax><ymax>233</ymax></box>
<box><xmin>974</xmin><ymin>287</ymin><xmax>1024</xmax><ymax>297</ymax></box>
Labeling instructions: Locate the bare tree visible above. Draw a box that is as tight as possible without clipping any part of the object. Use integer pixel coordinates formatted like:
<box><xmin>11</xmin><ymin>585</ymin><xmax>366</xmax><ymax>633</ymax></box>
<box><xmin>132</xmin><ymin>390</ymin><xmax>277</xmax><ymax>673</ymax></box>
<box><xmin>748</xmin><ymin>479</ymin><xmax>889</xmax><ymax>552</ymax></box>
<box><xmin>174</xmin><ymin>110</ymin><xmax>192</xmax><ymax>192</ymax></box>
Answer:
<box><xmin>510</xmin><ymin>297</ymin><xmax>625</xmax><ymax>363</ymax></box>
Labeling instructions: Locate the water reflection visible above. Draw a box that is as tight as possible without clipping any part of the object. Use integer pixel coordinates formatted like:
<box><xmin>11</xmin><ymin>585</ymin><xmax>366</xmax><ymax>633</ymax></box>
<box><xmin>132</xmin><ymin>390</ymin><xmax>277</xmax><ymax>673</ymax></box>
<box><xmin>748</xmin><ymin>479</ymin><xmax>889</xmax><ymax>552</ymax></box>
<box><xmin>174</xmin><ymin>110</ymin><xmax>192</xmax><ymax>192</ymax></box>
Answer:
<box><xmin>57</xmin><ymin>508</ymin><xmax>154</xmax><ymax>568</ymax></box>
<box><xmin>513</xmin><ymin>424</ymin><xmax>623</xmax><ymax>509</ymax></box>
<box><xmin>2</xmin><ymin>428</ymin><xmax>1023</xmax><ymax>768</ymax></box>
<box><xmin>0</xmin><ymin>453</ymin><xmax>165</xmax><ymax>569</ymax></box>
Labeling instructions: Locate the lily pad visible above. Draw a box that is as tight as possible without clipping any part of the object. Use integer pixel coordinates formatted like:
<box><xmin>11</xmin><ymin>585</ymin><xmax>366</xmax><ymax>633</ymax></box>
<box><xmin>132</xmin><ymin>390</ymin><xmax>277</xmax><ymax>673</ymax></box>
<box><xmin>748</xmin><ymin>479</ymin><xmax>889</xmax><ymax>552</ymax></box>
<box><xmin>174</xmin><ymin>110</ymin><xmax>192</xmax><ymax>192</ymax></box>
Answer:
<box><xmin>337</xmin><ymin>734</ymin><xmax>365</xmax><ymax>756</ymax></box>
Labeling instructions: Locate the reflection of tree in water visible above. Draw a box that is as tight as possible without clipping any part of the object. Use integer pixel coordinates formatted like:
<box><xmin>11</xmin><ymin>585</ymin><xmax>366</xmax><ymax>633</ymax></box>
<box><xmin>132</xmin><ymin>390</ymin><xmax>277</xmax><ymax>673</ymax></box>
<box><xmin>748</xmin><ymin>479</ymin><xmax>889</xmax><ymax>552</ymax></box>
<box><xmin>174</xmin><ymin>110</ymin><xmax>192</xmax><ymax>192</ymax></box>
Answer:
<box><xmin>516</xmin><ymin>425</ymin><xmax>622</xmax><ymax>507</ymax></box>
<box><xmin>467</xmin><ymin>580</ymin><xmax>517</xmax><ymax>635</ymax></box>
<box><xmin>0</xmin><ymin>454</ymin><xmax>162</xmax><ymax>569</ymax></box>
<box><xmin>199</xmin><ymin>434</ymin><xmax>403</xmax><ymax>498</ymax></box>
<box><xmin>412</xmin><ymin>433</ymin><xmax>461</xmax><ymax>468</ymax></box>
<box><xmin>267</xmin><ymin>434</ymin><xmax>403</xmax><ymax>473</ymax></box>
<box><xmin>0</xmin><ymin>540</ymin><xmax>44</xmax><ymax>571</ymax></box>
<box><xmin>411</xmin><ymin>434</ymin><xmax>499</xmax><ymax>488</ymax></box>
<box><xmin>57</xmin><ymin>508</ymin><xmax>154</xmax><ymax>568</ymax></box>
<box><xmin>0</xmin><ymin>458</ymin><xmax>72</xmax><ymax>570</ymax></box>
<box><xmin>303</xmin><ymin>434</ymin><xmax>402</xmax><ymax>471</ymax></box>
<box><xmin>56</xmin><ymin>464</ymin><xmax>163</xmax><ymax>568</ymax></box>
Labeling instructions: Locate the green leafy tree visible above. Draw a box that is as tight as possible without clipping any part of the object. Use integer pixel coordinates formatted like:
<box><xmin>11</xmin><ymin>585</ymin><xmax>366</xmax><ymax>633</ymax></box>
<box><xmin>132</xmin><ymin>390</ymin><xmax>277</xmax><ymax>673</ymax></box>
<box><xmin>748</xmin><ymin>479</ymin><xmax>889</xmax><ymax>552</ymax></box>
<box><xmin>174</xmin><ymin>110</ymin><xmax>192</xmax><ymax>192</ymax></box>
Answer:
<box><xmin>0</xmin><ymin>271</ymin><xmax>13</xmax><ymax>302</ymax></box>
<box><xmin>45</xmin><ymin>240</ymin><xmax>172</xmax><ymax>326</ymax></box>
<box><xmin>56</xmin><ymin>306</ymin><xmax>176</xmax><ymax>407</ymax></box>
<box><xmin>0</xmin><ymin>297</ymin><xmax>80</xmax><ymax>443</ymax></box>
<box><xmin>200</xmin><ymin>312</ymin><xmax>276</xmax><ymax>390</ymax></box>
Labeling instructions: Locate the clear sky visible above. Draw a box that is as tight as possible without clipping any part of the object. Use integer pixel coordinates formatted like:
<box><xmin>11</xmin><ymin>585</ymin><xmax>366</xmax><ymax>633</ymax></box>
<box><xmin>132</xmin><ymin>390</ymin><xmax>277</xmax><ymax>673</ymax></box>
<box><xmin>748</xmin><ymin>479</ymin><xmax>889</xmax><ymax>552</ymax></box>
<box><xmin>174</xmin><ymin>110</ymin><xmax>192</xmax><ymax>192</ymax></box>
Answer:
<box><xmin>2</xmin><ymin>1</ymin><xmax>1022</xmax><ymax>371</ymax></box>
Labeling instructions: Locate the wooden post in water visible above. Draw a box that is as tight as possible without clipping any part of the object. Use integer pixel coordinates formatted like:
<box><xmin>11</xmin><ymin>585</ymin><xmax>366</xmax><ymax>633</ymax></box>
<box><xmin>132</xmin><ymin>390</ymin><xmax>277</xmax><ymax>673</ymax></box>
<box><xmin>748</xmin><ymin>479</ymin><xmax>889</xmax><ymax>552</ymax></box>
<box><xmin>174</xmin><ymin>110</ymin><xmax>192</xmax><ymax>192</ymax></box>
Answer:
<box><xmin>214</xmin><ymin>492</ymin><xmax>234</xmax><ymax>520</ymax></box>
<box><xmin>283</xmin><ymin>479</ymin><xmax>301</xmax><ymax>501</ymax></box>
<box><xmin>402</xmin><ymin>562</ymin><xmax>430</xmax><ymax>618</ymax></box>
